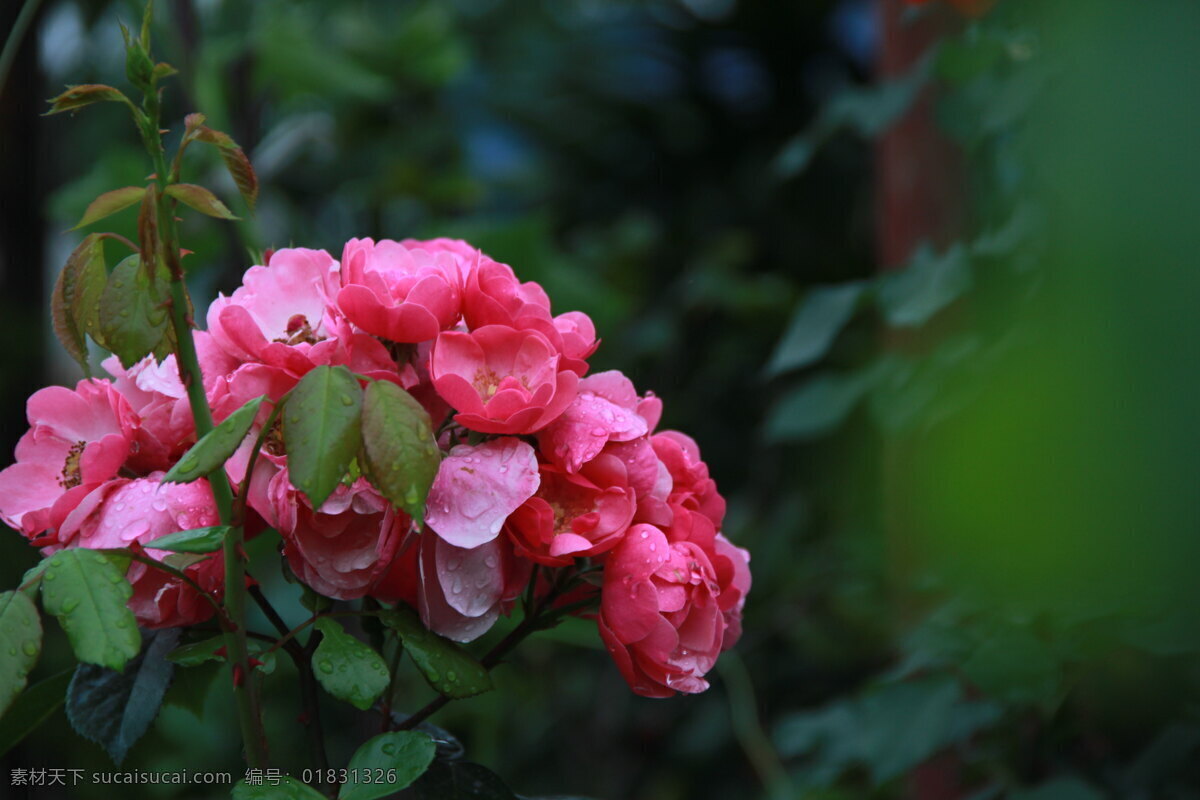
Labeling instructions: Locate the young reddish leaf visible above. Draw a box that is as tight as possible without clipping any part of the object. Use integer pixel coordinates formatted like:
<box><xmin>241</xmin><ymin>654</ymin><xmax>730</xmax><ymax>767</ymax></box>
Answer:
<box><xmin>164</xmin><ymin>184</ymin><xmax>238</xmax><ymax>220</ymax></box>
<box><xmin>71</xmin><ymin>186</ymin><xmax>146</xmax><ymax>230</ymax></box>
<box><xmin>98</xmin><ymin>255</ymin><xmax>171</xmax><ymax>369</ymax></box>
<box><xmin>45</xmin><ymin>84</ymin><xmax>132</xmax><ymax>115</ymax></box>
<box><xmin>51</xmin><ymin>235</ymin><xmax>108</xmax><ymax>374</ymax></box>
<box><xmin>190</xmin><ymin>127</ymin><xmax>259</xmax><ymax>212</ymax></box>
<box><xmin>152</xmin><ymin>63</ymin><xmax>178</xmax><ymax>81</ymax></box>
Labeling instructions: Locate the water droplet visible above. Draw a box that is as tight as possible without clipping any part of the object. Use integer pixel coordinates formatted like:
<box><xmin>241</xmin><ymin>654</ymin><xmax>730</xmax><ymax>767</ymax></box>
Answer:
<box><xmin>21</xmin><ymin>642</ymin><xmax>37</xmax><ymax>656</ymax></box>
<box><xmin>340</xmin><ymin>394</ymin><xmax>354</xmax><ymax>406</ymax></box>
<box><xmin>428</xmin><ymin>669</ymin><xmax>440</xmax><ymax>682</ymax></box>
<box><xmin>44</xmin><ymin>571</ymin><xmax>56</xmax><ymax>581</ymax></box>
<box><xmin>6</xmin><ymin>647</ymin><xmax>14</xmax><ymax>657</ymax></box>
<box><xmin>319</xmin><ymin>660</ymin><xmax>333</xmax><ymax>674</ymax></box>
<box><xmin>640</xmin><ymin>530</ymin><xmax>649</xmax><ymax>539</ymax></box>
<box><xmin>483</xmin><ymin>556</ymin><xmax>497</xmax><ymax>568</ymax></box>
<box><xmin>451</xmin><ymin>578</ymin><xmax>463</xmax><ymax>594</ymax></box>
<box><xmin>114</xmin><ymin>618</ymin><xmax>128</xmax><ymax>629</ymax></box>
<box><xmin>446</xmin><ymin>670</ymin><xmax>457</xmax><ymax>682</ymax></box>
<box><xmin>590</xmin><ymin>427</ymin><xmax>607</xmax><ymax>437</ymax></box>
<box><xmin>381</xmin><ymin>743</ymin><xmax>396</xmax><ymax>756</ymax></box>
<box><xmin>61</xmin><ymin>598</ymin><xmax>79</xmax><ymax>613</ymax></box>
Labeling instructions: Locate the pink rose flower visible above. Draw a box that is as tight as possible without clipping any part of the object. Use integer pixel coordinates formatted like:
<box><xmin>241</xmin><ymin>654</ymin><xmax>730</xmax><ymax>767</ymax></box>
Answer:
<box><xmin>424</xmin><ymin>438</ymin><xmax>540</xmax><ymax>549</ymax></box>
<box><xmin>711</xmin><ymin>533</ymin><xmax>751</xmax><ymax>650</ymax></box>
<box><xmin>336</xmin><ymin>238</ymin><xmax>464</xmax><ymax>343</ymax></box>
<box><xmin>461</xmin><ymin>258</ymin><xmax>597</xmax><ymax>375</ymax></box>
<box><xmin>538</xmin><ymin>370</ymin><xmax>661</xmax><ymax>472</ymax></box>
<box><xmin>652</xmin><ymin>431</ymin><xmax>726</xmax><ymax>529</ymax></box>
<box><xmin>598</xmin><ymin>523</ymin><xmax>726</xmax><ymax>697</ymax></box>
<box><xmin>207</xmin><ymin>248</ymin><xmax>351</xmax><ymax>375</ymax></box>
<box><xmin>263</xmin><ymin>469</ymin><xmax>406</xmax><ymax>601</ymax></box>
<box><xmin>57</xmin><ymin>475</ymin><xmax>223</xmax><ymax>629</ymax></box>
<box><xmin>417</xmin><ymin>532</ymin><xmax>529</xmax><ymax>642</ymax></box>
<box><xmin>430</xmin><ymin>325</ymin><xmax>578</xmax><ymax>434</ymax></box>
<box><xmin>103</xmin><ymin>353</ymin><xmax>193</xmax><ymax>473</ymax></box>
<box><xmin>506</xmin><ymin>453</ymin><xmax>636</xmax><ymax>566</ymax></box>
<box><xmin>0</xmin><ymin>379</ymin><xmax>137</xmax><ymax>539</ymax></box>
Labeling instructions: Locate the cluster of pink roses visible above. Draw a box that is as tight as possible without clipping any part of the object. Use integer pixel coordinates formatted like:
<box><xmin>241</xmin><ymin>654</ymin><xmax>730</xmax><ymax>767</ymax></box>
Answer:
<box><xmin>0</xmin><ymin>238</ymin><xmax>750</xmax><ymax>697</ymax></box>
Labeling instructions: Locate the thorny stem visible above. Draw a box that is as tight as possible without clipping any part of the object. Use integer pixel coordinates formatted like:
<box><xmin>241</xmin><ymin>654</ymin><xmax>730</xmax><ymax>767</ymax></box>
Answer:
<box><xmin>139</xmin><ymin>82</ymin><xmax>268</xmax><ymax>768</ymax></box>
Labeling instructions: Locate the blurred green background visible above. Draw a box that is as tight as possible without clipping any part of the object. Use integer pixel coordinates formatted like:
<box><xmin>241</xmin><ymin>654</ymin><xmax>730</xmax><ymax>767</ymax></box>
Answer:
<box><xmin>2</xmin><ymin>0</ymin><xmax>1199</xmax><ymax>797</ymax></box>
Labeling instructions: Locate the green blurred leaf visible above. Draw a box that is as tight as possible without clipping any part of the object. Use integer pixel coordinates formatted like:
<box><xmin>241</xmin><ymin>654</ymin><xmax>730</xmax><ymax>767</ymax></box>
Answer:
<box><xmin>340</xmin><ymin>731</ymin><xmax>436</xmax><ymax>800</ymax></box>
<box><xmin>163</xmin><ymin>395</ymin><xmax>265</xmax><ymax>484</ymax></box>
<box><xmin>1010</xmin><ymin>777</ymin><xmax>1104</xmax><ymax>800</ymax></box>
<box><xmin>361</xmin><ymin>380</ymin><xmax>440</xmax><ymax>519</ymax></box>
<box><xmin>146</xmin><ymin>526</ymin><xmax>231</xmax><ymax>554</ymax></box>
<box><xmin>98</xmin><ymin>255</ymin><xmax>171</xmax><ymax>369</ymax></box>
<box><xmin>878</xmin><ymin>243</ymin><xmax>972</xmax><ymax>328</ymax></box>
<box><xmin>0</xmin><ymin>669</ymin><xmax>71</xmax><ymax>757</ymax></box>
<box><xmin>166</xmin><ymin>635</ymin><xmax>227</xmax><ymax>667</ymax></box>
<box><xmin>66</xmin><ymin>628</ymin><xmax>180</xmax><ymax>765</ymax></box>
<box><xmin>0</xmin><ymin>591</ymin><xmax>41</xmax><ymax>719</ymax></box>
<box><xmin>380</xmin><ymin>607</ymin><xmax>492</xmax><ymax>699</ymax></box>
<box><xmin>961</xmin><ymin>623</ymin><xmax>1063</xmax><ymax>710</ymax></box>
<box><xmin>165</xmin><ymin>183</ymin><xmax>239</xmax><ymax>220</ymax></box>
<box><xmin>311</xmin><ymin>618</ymin><xmax>389</xmax><ymax>711</ymax></box>
<box><xmin>284</xmin><ymin>366</ymin><xmax>363</xmax><ymax>508</ymax></box>
<box><xmin>71</xmin><ymin>186</ymin><xmax>146</xmax><ymax>230</ymax></box>
<box><xmin>765</xmin><ymin>365</ymin><xmax>882</xmax><ymax>442</ymax></box>
<box><xmin>41</xmin><ymin>549</ymin><xmax>141</xmax><ymax>671</ymax></box>
<box><xmin>766</xmin><ymin>283</ymin><xmax>866</xmax><ymax>377</ymax></box>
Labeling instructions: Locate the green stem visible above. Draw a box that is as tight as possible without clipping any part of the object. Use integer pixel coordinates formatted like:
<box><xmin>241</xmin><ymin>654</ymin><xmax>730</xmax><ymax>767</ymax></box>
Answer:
<box><xmin>0</xmin><ymin>0</ymin><xmax>43</xmax><ymax>98</ymax></box>
<box><xmin>140</xmin><ymin>85</ymin><xmax>268</xmax><ymax>769</ymax></box>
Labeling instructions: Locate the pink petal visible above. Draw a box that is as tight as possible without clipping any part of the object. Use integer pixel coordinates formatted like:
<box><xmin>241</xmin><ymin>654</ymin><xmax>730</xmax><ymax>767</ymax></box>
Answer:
<box><xmin>424</xmin><ymin>438</ymin><xmax>540</xmax><ymax>549</ymax></box>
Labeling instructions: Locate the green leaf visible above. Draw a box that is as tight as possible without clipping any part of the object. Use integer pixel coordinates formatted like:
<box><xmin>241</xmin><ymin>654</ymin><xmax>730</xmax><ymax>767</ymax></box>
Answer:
<box><xmin>163</xmin><ymin>395</ymin><xmax>266</xmax><ymax>484</ymax></box>
<box><xmin>961</xmin><ymin>623</ymin><xmax>1062</xmax><ymax>711</ymax></box>
<box><xmin>165</xmin><ymin>183</ymin><xmax>239</xmax><ymax>220</ymax></box>
<box><xmin>98</xmin><ymin>255</ymin><xmax>171</xmax><ymax>370</ymax></box>
<box><xmin>122</xmin><ymin>23</ymin><xmax>154</xmax><ymax>91</ymax></box>
<box><xmin>764</xmin><ymin>365</ymin><xmax>882</xmax><ymax>442</ymax></box>
<box><xmin>1010</xmin><ymin>777</ymin><xmax>1104</xmax><ymax>800</ymax></box>
<box><xmin>45</xmin><ymin>84</ymin><xmax>133</xmax><ymax>115</ymax></box>
<box><xmin>146</xmin><ymin>526</ymin><xmax>231</xmax><ymax>554</ymax></box>
<box><xmin>310</xmin><ymin>618</ymin><xmax>389</xmax><ymax>711</ymax></box>
<box><xmin>413</xmin><ymin>761</ymin><xmax>518</xmax><ymax>800</ymax></box>
<box><xmin>284</xmin><ymin>366</ymin><xmax>364</xmax><ymax>508</ymax></box>
<box><xmin>41</xmin><ymin>548</ymin><xmax>141</xmax><ymax>671</ymax></box>
<box><xmin>361</xmin><ymin>380</ymin><xmax>440</xmax><ymax>518</ymax></box>
<box><xmin>166</xmin><ymin>635</ymin><xmax>227</xmax><ymax>667</ymax></box>
<box><xmin>340</xmin><ymin>732</ymin><xmax>436</xmax><ymax>800</ymax></box>
<box><xmin>0</xmin><ymin>669</ymin><xmax>72</xmax><ymax>756</ymax></box>
<box><xmin>380</xmin><ymin>608</ymin><xmax>492</xmax><ymax>699</ymax></box>
<box><xmin>66</xmin><ymin>628</ymin><xmax>179</xmax><ymax>765</ymax></box>
<box><xmin>765</xmin><ymin>283</ymin><xmax>866</xmax><ymax>377</ymax></box>
<box><xmin>0</xmin><ymin>591</ymin><xmax>42</xmax><ymax>718</ymax></box>
<box><xmin>233</xmin><ymin>778</ymin><xmax>327</xmax><ymax>800</ymax></box>
<box><xmin>50</xmin><ymin>236</ymin><xmax>107</xmax><ymax>374</ymax></box>
<box><xmin>160</xmin><ymin>660</ymin><xmax>219</xmax><ymax>718</ymax></box>
<box><xmin>877</xmin><ymin>243</ymin><xmax>972</xmax><ymax>328</ymax></box>
<box><xmin>71</xmin><ymin>186</ymin><xmax>146</xmax><ymax>230</ymax></box>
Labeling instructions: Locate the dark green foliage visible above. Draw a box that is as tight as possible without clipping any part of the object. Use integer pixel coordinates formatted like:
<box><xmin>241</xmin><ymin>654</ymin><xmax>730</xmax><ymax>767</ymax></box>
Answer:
<box><xmin>162</xmin><ymin>395</ymin><xmax>265</xmax><ymax>483</ymax></box>
<box><xmin>283</xmin><ymin>366</ymin><xmax>364</xmax><ymax>508</ymax></box>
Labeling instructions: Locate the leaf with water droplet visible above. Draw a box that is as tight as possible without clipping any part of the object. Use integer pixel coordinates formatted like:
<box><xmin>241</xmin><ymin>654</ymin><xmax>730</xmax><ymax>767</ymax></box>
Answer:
<box><xmin>379</xmin><ymin>607</ymin><xmax>492</xmax><ymax>699</ymax></box>
<box><xmin>0</xmin><ymin>591</ymin><xmax>41</xmax><ymax>719</ymax></box>
<box><xmin>309</xmin><ymin>618</ymin><xmax>388</xmax><ymax>711</ymax></box>
<box><xmin>41</xmin><ymin>549</ymin><xmax>139</xmax><ymax>671</ymax></box>
<box><xmin>233</xmin><ymin>777</ymin><xmax>326</xmax><ymax>800</ymax></box>
<box><xmin>98</xmin><ymin>255</ymin><xmax>171</xmax><ymax>369</ymax></box>
<box><xmin>284</xmin><ymin>366</ymin><xmax>363</xmax><ymax>509</ymax></box>
<box><xmin>339</xmin><ymin>731</ymin><xmax>435</xmax><ymax>800</ymax></box>
<box><xmin>145</xmin><ymin>525</ymin><xmax>231</xmax><ymax>554</ymax></box>
<box><xmin>360</xmin><ymin>380</ymin><xmax>440</xmax><ymax>520</ymax></box>
<box><xmin>163</xmin><ymin>395</ymin><xmax>266</xmax><ymax>484</ymax></box>
<box><xmin>51</xmin><ymin>234</ymin><xmax>108</xmax><ymax>376</ymax></box>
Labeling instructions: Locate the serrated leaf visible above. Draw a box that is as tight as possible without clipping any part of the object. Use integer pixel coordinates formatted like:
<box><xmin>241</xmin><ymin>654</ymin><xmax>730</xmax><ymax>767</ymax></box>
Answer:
<box><xmin>340</xmin><ymin>732</ymin><xmax>436</xmax><ymax>800</ymax></box>
<box><xmin>164</xmin><ymin>395</ymin><xmax>265</xmax><ymax>484</ymax></box>
<box><xmin>765</xmin><ymin>283</ymin><xmax>866</xmax><ymax>377</ymax></box>
<box><xmin>98</xmin><ymin>255</ymin><xmax>171</xmax><ymax>369</ymax></box>
<box><xmin>233</xmin><ymin>778</ymin><xmax>327</xmax><ymax>800</ymax></box>
<box><xmin>146</xmin><ymin>526</ymin><xmax>231</xmax><ymax>554</ymax></box>
<box><xmin>190</xmin><ymin>126</ymin><xmax>258</xmax><ymax>211</ymax></box>
<box><xmin>311</xmin><ymin>618</ymin><xmax>389</xmax><ymax>711</ymax></box>
<box><xmin>166</xmin><ymin>635</ymin><xmax>227</xmax><ymax>667</ymax></box>
<box><xmin>413</xmin><ymin>761</ymin><xmax>518</xmax><ymax>800</ymax></box>
<box><xmin>380</xmin><ymin>607</ymin><xmax>492</xmax><ymax>699</ymax></box>
<box><xmin>45</xmin><ymin>84</ymin><xmax>131</xmax><ymax>115</ymax></box>
<box><xmin>165</xmin><ymin>183</ymin><xmax>239</xmax><ymax>220</ymax></box>
<box><xmin>284</xmin><ymin>366</ymin><xmax>363</xmax><ymax>508</ymax></box>
<box><xmin>51</xmin><ymin>234</ymin><xmax>107</xmax><ymax>374</ymax></box>
<box><xmin>0</xmin><ymin>591</ymin><xmax>42</xmax><ymax>718</ymax></box>
<box><xmin>41</xmin><ymin>548</ymin><xmax>140</xmax><ymax>671</ymax></box>
<box><xmin>71</xmin><ymin>186</ymin><xmax>146</xmax><ymax>230</ymax></box>
<box><xmin>67</xmin><ymin>628</ymin><xmax>179</xmax><ymax>765</ymax></box>
<box><xmin>361</xmin><ymin>381</ymin><xmax>440</xmax><ymax>518</ymax></box>
<box><xmin>0</xmin><ymin>669</ymin><xmax>72</xmax><ymax>756</ymax></box>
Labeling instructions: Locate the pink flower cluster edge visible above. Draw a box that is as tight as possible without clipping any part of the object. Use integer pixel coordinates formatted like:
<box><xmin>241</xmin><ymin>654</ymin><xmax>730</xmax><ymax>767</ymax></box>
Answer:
<box><xmin>0</xmin><ymin>238</ymin><xmax>751</xmax><ymax>698</ymax></box>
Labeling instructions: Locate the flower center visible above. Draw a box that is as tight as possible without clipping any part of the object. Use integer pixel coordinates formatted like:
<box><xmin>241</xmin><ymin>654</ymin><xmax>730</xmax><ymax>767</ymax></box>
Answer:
<box><xmin>274</xmin><ymin>314</ymin><xmax>323</xmax><ymax>346</ymax></box>
<box><xmin>58</xmin><ymin>440</ymin><xmax>87</xmax><ymax>489</ymax></box>
<box><xmin>473</xmin><ymin>368</ymin><xmax>502</xmax><ymax>398</ymax></box>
